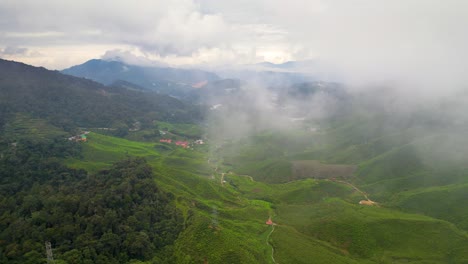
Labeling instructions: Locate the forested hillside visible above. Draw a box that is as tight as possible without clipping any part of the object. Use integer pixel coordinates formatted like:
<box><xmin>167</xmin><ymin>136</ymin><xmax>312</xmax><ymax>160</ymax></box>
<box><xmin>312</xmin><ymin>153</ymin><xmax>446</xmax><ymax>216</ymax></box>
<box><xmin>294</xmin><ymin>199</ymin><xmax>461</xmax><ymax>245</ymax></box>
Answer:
<box><xmin>0</xmin><ymin>59</ymin><xmax>203</xmax><ymax>132</ymax></box>
<box><xmin>0</xmin><ymin>138</ymin><xmax>182</xmax><ymax>263</ymax></box>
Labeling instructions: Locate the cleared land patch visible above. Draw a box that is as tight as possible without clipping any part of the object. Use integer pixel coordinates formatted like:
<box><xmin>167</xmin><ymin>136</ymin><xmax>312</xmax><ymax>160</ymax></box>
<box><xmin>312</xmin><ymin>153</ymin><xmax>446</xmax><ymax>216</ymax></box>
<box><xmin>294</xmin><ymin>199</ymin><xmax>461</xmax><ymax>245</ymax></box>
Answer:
<box><xmin>291</xmin><ymin>160</ymin><xmax>356</xmax><ymax>181</ymax></box>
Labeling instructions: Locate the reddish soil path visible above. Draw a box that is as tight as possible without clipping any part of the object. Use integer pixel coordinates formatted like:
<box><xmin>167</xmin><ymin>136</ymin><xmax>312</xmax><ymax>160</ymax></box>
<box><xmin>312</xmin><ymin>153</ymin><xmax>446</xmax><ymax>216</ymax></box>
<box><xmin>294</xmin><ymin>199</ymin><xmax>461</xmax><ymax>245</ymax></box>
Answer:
<box><xmin>331</xmin><ymin>179</ymin><xmax>378</xmax><ymax>205</ymax></box>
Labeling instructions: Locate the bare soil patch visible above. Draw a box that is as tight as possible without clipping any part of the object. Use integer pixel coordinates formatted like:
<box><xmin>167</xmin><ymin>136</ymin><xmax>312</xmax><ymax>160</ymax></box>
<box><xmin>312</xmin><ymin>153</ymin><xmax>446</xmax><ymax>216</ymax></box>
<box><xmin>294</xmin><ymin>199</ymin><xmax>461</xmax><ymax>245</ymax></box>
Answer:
<box><xmin>291</xmin><ymin>160</ymin><xmax>356</xmax><ymax>180</ymax></box>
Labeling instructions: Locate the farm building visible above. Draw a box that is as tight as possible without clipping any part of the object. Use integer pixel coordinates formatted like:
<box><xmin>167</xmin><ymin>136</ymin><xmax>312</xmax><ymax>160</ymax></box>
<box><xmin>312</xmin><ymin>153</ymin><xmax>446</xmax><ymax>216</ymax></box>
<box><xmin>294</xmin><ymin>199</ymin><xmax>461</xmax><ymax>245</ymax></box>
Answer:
<box><xmin>68</xmin><ymin>132</ymin><xmax>89</xmax><ymax>142</ymax></box>
<box><xmin>194</xmin><ymin>139</ymin><xmax>205</xmax><ymax>145</ymax></box>
<box><xmin>266</xmin><ymin>217</ymin><xmax>275</xmax><ymax>225</ymax></box>
<box><xmin>175</xmin><ymin>141</ymin><xmax>189</xmax><ymax>148</ymax></box>
<box><xmin>359</xmin><ymin>200</ymin><xmax>376</xmax><ymax>206</ymax></box>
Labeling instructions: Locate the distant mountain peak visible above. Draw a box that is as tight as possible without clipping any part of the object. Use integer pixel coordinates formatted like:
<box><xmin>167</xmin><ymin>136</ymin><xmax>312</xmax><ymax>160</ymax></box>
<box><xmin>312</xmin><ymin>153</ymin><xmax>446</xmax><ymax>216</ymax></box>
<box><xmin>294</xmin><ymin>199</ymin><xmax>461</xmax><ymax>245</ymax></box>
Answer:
<box><xmin>61</xmin><ymin>58</ymin><xmax>220</xmax><ymax>98</ymax></box>
<box><xmin>100</xmin><ymin>49</ymin><xmax>169</xmax><ymax>67</ymax></box>
<box><xmin>256</xmin><ymin>60</ymin><xmax>316</xmax><ymax>70</ymax></box>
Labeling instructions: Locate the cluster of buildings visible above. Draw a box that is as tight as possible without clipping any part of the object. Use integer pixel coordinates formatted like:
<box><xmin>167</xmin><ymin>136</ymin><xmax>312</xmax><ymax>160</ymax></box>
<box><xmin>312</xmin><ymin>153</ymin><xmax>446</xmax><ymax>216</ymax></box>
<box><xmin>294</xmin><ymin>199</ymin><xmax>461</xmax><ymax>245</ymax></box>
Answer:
<box><xmin>175</xmin><ymin>141</ymin><xmax>189</xmax><ymax>148</ymax></box>
<box><xmin>159</xmin><ymin>138</ymin><xmax>205</xmax><ymax>148</ymax></box>
<box><xmin>67</xmin><ymin>131</ymin><xmax>90</xmax><ymax>142</ymax></box>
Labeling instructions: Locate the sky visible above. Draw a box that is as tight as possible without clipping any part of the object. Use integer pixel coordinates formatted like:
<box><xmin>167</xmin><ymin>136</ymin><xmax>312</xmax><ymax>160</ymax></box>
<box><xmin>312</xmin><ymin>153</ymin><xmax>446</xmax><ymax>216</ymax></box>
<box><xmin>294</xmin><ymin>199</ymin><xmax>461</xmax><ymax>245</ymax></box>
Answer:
<box><xmin>1</xmin><ymin>0</ymin><xmax>468</xmax><ymax>92</ymax></box>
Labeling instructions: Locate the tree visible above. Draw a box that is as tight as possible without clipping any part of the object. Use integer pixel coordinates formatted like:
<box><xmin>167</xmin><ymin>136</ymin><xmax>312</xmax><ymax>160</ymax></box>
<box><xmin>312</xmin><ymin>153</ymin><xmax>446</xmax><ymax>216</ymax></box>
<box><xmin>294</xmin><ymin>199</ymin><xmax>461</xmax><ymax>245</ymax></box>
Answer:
<box><xmin>23</xmin><ymin>250</ymin><xmax>46</xmax><ymax>264</ymax></box>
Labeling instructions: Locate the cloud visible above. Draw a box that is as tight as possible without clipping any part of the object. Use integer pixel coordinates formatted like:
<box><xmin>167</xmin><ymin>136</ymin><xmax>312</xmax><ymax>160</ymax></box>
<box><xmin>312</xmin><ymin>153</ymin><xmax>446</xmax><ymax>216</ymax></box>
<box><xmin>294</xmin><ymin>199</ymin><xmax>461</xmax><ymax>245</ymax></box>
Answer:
<box><xmin>0</xmin><ymin>0</ymin><xmax>292</xmax><ymax>67</ymax></box>
<box><xmin>0</xmin><ymin>0</ymin><xmax>467</xmax><ymax>94</ymax></box>
<box><xmin>0</xmin><ymin>0</ymin><xmax>231</xmax><ymax>55</ymax></box>
<box><xmin>296</xmin><ymin>0</ymin><xmax>468</xmax><ymax>94</ymax></box>
<box><xmin>101</xmin><ymin>49</ymin><xmax>168</xmax><ymax>67</ymax></box>
<box><xmin>1</xmin><ymin>46</ymin><xmax>28</xmax><ymax>55</ymax></box>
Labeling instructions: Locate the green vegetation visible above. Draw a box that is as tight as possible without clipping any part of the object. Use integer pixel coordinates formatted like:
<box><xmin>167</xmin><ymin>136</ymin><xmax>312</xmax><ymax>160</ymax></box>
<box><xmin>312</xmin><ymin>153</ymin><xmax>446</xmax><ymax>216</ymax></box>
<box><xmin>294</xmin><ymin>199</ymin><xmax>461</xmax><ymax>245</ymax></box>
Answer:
<box><xmin>56</xmin><ymin>131</ymin><xmax>468</xmax><ymax>263</ymax></box>
<box><xmin>201</xmin><ymin>101</ymin><xmax>468</xmax><ymax>263</ymax></box>
<box><xmin>391</xmin><ymin>183</ymin><xmax>468</xmax><ymax>230</ymax></box>
<box><xmin>155</xmin><ymin>121</ymin><xmax>204</xmax><ymax>139</ymax></box>
<box><xmin>4</xmin><ymin>108</ymin><xmax>468</xmax><ymax>263</ymax></box>
<box><xmin>2</xmin><ymin>114</ymin><xmax>68</xmax><ymax>143</ymax></box>
<box><xmin>3</xmin><ymin>59</ymin><xmax>468</xmax><ymax>263</ymax></box>
<box><xmin>0</xmin><ymin>59</ymin><xmax>203</xmax><ymax>134</ymax></box>
<box><xmin>0</xmin><ymin>139</ymin><xmax>182</xmax><ymax>263</ymax></box>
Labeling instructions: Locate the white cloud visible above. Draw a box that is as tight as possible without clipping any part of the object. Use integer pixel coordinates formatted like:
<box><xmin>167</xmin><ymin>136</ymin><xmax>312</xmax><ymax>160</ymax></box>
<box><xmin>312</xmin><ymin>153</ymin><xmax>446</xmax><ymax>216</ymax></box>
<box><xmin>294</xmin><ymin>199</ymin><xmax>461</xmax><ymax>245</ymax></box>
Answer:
<box><xmin>101</xmin><ymin>49</ymin><xmax>168</xmax><ymax>67</ymax></box>
<box><xmin>0</xmin><ymin>0</ymin><xmax>467</xmax><ymax>94</ymax></box>
<box><xmin>1</xmin><ymin>46</ymin><xmax>28</xmax><ymax>55</ymax></box>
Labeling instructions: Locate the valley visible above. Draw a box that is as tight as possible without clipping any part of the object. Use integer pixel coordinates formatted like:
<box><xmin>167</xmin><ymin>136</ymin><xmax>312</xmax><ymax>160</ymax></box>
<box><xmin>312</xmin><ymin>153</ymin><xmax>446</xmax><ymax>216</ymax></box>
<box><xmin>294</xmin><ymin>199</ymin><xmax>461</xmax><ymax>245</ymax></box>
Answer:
<box><xmin>2</xmin><ymin>59</ymin><xmax>468</xmax><ymax>264</ymax></box>
<box><xmin>60</xmin><ymin>120</ymin><xmax>468</xmax><ymax>263</ymax></box>
<box><xmin>2</xmin><ymin>2</ymin><xmax>467</xmax><ymax>263</ymax></box>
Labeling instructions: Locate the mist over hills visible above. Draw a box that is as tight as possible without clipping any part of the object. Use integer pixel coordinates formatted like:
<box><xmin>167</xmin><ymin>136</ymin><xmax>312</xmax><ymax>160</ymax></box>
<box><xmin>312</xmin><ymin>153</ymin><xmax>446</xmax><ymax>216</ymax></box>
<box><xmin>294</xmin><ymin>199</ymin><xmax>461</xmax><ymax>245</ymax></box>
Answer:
<box><xmin>216</xmin><ymin>67</ymin><xmax>315</xmax><ymax>87</ymax></box>
<box><xmin>255</xmin><ymin>60</ymin><xmax>316</xmax><ymax>70</ymax></box>
<box><xmin>62</xmin><ymin>58</ymin><xmax>324</xmax><ymax>99</ymax></box>
<box><xmin>2</xmin><ymin>0</ymin><xmax>468</xmax><ymax>262</ymax></box>
<box><xmin>3</xmin><ymin>57</ymin><xmax>468</xmax><ymax>263</ymax></box>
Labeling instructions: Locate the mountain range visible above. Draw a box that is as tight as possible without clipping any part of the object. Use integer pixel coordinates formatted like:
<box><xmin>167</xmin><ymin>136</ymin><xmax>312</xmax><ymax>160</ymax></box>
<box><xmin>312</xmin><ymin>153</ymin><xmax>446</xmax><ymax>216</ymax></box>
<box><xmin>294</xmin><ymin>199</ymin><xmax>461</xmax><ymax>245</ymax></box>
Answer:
<box><xmin>61</xmin><ymin>59</ymin><xmax>220</xmax><ymax>98</ymax></box>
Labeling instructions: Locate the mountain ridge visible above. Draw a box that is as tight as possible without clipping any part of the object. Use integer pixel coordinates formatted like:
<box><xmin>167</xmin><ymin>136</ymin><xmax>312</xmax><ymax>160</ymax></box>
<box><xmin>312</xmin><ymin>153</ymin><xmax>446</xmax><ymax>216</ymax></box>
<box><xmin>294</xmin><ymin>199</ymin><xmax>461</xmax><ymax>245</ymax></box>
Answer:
<box><xmin>0</xmin><ymin>58</ymin><xmax>203</xmax><ymax>131</ymax></box>
<box><xmin>61</xmin><ymin>59</ymin><xmax>220</xmax><ymax>98</ymax></box>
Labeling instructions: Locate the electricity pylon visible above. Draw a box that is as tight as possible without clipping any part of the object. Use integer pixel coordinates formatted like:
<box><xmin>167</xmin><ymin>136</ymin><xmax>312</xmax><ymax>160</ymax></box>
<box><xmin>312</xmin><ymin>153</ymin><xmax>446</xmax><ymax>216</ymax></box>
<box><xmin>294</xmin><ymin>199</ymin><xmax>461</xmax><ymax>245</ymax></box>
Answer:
<box><xmin>45</xmin><ymin>241</ymin><xmax>55</xmax><ymax>264</ymax></box>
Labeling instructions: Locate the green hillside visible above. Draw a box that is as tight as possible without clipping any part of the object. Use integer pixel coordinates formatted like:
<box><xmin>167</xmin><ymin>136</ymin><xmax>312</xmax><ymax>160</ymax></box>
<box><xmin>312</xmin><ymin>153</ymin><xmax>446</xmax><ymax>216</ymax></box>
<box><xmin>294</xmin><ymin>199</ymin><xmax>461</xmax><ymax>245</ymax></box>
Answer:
<box><xmin>57</xmin><ymin>131</ymin><xmax>468</xmax><ymax>263</ymax></box>
<box><xmin>2</xmin><ymin>59</ymin><xmax>468</xmax><ymax>263</ymax></box>
<box><xmin>4</xmin><ymin>114</ymin><xmax>468</xmax><ymax>263</ymax></box>
<box><xmin>0</xmin><ymin>59</ymin><xmax>203</xmax><ymax>132</ymax></box>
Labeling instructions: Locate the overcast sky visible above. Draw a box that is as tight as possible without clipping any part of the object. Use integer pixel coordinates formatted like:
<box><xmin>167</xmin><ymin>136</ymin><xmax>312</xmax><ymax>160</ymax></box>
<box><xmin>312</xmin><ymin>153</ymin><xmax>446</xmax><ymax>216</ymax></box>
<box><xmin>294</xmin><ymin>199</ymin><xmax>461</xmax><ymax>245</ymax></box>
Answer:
<box><xmin>1</xmin><ymin>0</ymin><xmax>467</xmax><ymax>91</ymax></box>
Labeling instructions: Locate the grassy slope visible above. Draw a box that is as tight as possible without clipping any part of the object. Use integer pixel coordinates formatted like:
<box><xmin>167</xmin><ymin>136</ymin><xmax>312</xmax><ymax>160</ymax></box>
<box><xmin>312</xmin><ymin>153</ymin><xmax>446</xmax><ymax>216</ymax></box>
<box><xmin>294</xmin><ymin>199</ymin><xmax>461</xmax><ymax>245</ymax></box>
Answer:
<box><xmin>221</xmin><ymin>116</ymin><xmax>468</xmax><ymax>229</ymax></box>
<box><xmin>155</xmin><ymin>121</ymin><xmax>204</xmax><ymax>139</ymax></box>
<box><xmin>2</xmin><ymin>113</ymin><xmax>67</xmax><ymax>142</ymax></box>
<box><xmin>66</xmin><ymin>133</ymin><xmax>273</xmax><ymax>263</ymax></box>
<box><xmin>353</xmin><ymin>133</ymin><xmax>468</xmax><ymax>233</ymax></box>
<box><xmin>208</xmin><ymin>112</ymin><xmax>468</xmax><ymax>262</ymax></box>
<box><xmin>64</xmin><ymin>132</ymin><xmax>468</xmax><ymax>263</ymax></box>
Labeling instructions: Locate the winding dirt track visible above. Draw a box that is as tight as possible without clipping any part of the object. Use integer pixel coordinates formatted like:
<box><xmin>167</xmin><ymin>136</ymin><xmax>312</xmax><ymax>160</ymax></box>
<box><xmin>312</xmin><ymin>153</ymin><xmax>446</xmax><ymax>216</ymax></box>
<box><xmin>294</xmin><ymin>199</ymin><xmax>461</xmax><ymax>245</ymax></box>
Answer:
<box><xmin>209</xmin><ymin>154</ymin><xmax>276</xmax><ymax>262</ymax></box>
<box><xmin>220</xmin><ymin>172</ymin><xmax>226</xmax><ymax>186</ymax></box>
<box><xmin>236</xmin><ymin>174</ymin><xmax>254</xmax><ymax>181</ymax></box>
<box><xmin>331</xmin><ymin>179</ymin><xmax>378</xmax><ymax>205</ymax></box>
<box><xmin>266</xmin><ymin>225</ymin><xmax>277</xmax><ymax>264</ymax></box>
<box><xmin>332</xmin><ymin>179</ymin><xmax>370</xmax><ymax>200</ymax></box>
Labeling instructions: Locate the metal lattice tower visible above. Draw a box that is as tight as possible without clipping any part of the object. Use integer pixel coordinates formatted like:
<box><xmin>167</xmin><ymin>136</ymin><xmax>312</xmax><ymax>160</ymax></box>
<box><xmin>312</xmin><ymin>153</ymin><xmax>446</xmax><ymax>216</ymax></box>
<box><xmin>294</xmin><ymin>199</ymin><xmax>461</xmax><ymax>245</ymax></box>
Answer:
<box><xmin>45</xmin><ymin>241</ymin><xmax>55</xmax><ymax>264</ymax></box>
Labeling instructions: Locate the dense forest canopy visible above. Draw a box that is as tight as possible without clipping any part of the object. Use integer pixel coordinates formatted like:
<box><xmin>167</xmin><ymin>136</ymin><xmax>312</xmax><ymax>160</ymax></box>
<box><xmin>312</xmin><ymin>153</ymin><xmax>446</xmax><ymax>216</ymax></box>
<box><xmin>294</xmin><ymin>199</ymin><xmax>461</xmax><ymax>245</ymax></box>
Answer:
<box><xmin>0</xmin><ymin>138</ymin><xmax>183</xmax><ymax>263</ymax></box>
